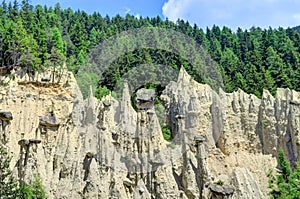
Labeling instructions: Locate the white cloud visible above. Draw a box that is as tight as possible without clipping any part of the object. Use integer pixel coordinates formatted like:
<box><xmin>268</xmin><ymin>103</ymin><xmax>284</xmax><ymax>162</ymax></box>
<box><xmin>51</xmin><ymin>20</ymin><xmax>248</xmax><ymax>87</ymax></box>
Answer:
<box><xmin>124</xmin><ymin>7</ymin><xmax>140</xmax><ymax>19</ymax></box>
<box><xmin>162</xmin><ymin>0</ymin><xmax>189</xmax><ymax>21</ymax></box>
<box><xmin>293</xmin><ymin>13</ymin><xmax>300</xmax><ymax>20</ymax></box>
<box><xmin>162</xmin><ymin>0</ymin><xmax>300</xmax><ymax>30</ymax></box>
<box><xmin>125</xmin><ymin>7</ymin><xmax>131</xmax><ymax>14</ymax></box>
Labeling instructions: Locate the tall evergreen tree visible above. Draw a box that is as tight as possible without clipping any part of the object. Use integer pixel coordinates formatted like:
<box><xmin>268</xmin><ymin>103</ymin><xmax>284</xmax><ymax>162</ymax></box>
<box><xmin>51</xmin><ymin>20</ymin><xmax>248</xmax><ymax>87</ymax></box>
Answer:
<box><xmin>51</xmin><ymin>27</ymin><xmax>64</xmax><ymax>54</ymax></box>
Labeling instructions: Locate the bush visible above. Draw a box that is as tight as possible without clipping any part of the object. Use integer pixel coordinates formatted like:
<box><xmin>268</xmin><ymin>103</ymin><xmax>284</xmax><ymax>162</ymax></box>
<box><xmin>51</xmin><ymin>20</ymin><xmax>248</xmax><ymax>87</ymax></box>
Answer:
<box><xmin>95</xmin><ymin>86</ymin><xmax>110</xmax><ymax>100</ymax></box>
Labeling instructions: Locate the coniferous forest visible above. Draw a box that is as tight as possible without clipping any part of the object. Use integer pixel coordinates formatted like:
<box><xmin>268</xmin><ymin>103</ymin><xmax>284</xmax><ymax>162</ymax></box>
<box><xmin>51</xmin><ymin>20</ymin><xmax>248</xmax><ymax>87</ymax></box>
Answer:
<box><xmin>0</xmin><ymin>1</ymin><xmax>300</xmax><ymax>98</ymax></box>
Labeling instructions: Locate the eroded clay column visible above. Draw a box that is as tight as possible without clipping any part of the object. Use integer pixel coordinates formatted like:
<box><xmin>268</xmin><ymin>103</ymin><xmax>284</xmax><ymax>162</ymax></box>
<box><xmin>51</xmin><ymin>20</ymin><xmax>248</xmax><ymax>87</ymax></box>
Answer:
<box><xmin>195</xmin><ymin>135</ymin><xmax>211</xmax><ymax>199</ymax></box>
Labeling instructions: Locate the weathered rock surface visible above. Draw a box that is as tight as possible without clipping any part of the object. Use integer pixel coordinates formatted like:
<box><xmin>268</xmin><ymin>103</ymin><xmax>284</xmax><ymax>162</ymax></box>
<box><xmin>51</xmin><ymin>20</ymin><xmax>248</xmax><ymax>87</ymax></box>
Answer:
<box><xmin>231</xmin><ymin>167</ymin><xmax>264</xmax><ymax>199</ymax></box>
<box><xmin>209</xmin><ymin>183</ymin><xmax>235</xmax><ymax>198</ymax></box>
<box><xmin>39</xmin><ymin>113</ymin><xmax>60</xmax><ymax>127</ymax></box>
<box><xmin>0</xmin><ymin>67</ymin><xmax>299</xmax><ymax>198</ymax></box>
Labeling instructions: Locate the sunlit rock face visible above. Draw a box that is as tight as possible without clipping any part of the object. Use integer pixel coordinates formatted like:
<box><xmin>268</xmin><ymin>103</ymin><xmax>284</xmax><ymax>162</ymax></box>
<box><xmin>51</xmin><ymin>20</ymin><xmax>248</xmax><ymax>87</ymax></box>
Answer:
<box><xmin>1</xmin><ymin>68</ymin><xmax>299</xmax><ymax>199</ymax></box>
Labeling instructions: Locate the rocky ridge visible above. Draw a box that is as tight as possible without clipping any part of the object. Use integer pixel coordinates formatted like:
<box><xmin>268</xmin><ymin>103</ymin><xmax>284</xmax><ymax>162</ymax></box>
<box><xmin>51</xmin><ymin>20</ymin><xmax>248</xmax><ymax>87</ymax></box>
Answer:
<box><xmin>0</xmin><ymin>68</ymin><xmax>299</xmax><ymax>198</ymax></box>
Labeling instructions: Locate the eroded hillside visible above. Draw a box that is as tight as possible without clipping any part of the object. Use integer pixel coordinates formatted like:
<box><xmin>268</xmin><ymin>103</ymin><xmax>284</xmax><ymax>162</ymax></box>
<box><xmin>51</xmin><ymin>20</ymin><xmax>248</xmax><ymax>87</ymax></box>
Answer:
<box><xmin>0</xmin><ymin>68</ymin><xmax>300</xmax><ymax>198</ymax></box>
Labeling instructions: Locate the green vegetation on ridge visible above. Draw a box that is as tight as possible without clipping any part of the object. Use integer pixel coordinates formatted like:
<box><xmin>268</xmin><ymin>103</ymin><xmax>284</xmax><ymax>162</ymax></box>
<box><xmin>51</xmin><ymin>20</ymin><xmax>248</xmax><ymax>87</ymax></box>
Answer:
<box><xmin>0</xmin><ymin>1</ymin><xmax>299</xmax><ymax>98</ymax></box>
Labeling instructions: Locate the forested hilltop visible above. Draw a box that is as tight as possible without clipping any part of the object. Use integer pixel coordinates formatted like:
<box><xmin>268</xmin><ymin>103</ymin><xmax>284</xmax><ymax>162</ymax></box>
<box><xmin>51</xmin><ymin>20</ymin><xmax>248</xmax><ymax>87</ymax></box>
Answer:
<box><xmin>0</xmin><ymin>1</ymin><xmax>300</xmax><ymax>97</ymax></box>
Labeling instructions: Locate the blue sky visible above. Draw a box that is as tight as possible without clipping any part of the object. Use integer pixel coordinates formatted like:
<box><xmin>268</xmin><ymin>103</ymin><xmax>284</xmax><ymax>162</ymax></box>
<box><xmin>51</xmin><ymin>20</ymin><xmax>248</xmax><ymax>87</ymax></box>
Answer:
<box><xmin>30</xmin><ymin>0</ymin><xmax>300</xmax><ymax>30</ymax></box>
<box><xmin>30</xmin><ymin>0</ymin><xmax>166</xmax><ymax>18</ymax></box>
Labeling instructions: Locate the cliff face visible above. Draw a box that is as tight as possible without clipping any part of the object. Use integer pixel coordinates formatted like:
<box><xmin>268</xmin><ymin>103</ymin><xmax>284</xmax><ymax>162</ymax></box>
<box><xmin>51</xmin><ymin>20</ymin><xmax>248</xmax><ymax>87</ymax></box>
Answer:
<box><xmin>0</xmin><ymin>68</ymin><xmax>299</xmax><ymax>198</ymax></box>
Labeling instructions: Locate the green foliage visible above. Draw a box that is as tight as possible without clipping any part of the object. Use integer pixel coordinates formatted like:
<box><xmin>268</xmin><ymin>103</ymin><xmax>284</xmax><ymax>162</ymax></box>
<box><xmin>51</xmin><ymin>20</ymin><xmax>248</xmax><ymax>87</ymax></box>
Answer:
<box><xmin>30</xmin><ymin>174</ymin><xmax>47</xmax><ymax>199</ymax></box>
<box><xmin>0</xmin><ymin>144</ymin><xmax>19</xmax><ymax>199</ymax></box>
<box><xmin>162</xmin><ymin>124</ymin><xmax>171</xmax><ymax>141</ymax></box>
<box><xmin>76</xmin><ymin>72</ymin><xmax>99</xmax><ymax>99</ymax></box>
<box><xmin>0</xmin><ymin>1</ymin><xmax>299</xmax><ymax>98</ymax></box>
<box><xmin>95</xmin><ymin>86</ymin><xmax>110</xmax><ymax>100</ymax></box>
<box><xmin>262</xmin><ymin>119</ymin><xmax>269</xmax><ymax>127</ymax></box>
<box><xmin>267</xmin><ymin>169</ymin><xmax>275</xmax><ymax>189</ymax></box>
<box><xmin>277</xmin><ymin>150</ymin><xmax>291</xmax><ymax>183</ymax></box>
<box><xmin>215</xmin><ymin>179</ymin><xmax>224</xmax><ymax>185</ymax></box>
<box><xmin>150</xmin><ymin>91</ymin><xmax>172</xmax><ymax>142</ymax></box>
<box><xmin>18</xmin><ymin>174</ymin><xmax>47</xmax><ymax>199</ymax></box>
<box><xmin>19</xmin><ymin>182</ymin><xmax>33</xmax><ymax>199</ymax></box>
<box><xmin>154</xmin><ymin>98</ymin><xmax>165</xmax><ymax>127</ymax></box>
<box><xmin>51</xmin><ymin>28</ymin><xmax>64</xmax><ymax>55</ymax></box>
<box><xmin>269</xmin><ymin>150</ymin><xmax>300</xmax><ymax>199</ymax></box>
<box><xmin>45</xmin><ymin>47</ymin><xmax>66</xmax><ymax>84</ymax></box>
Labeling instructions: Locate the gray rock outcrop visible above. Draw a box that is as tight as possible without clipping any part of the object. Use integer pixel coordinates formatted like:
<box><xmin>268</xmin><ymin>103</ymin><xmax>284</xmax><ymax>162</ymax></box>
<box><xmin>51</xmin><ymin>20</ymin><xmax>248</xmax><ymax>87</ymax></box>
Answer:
<box><xmin>0</xmin><ymin>111</ymin><xmax>13</xmax><ymax>121</ymax></box>
<box><xmin>39</xmin><ymin>113</ymin><xmax>60</xmax><ymax>127</ymax></box>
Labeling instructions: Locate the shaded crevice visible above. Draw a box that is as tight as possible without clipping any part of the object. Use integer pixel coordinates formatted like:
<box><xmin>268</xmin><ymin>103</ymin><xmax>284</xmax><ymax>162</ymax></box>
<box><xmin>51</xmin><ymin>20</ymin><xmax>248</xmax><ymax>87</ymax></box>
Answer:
<box><xmin>83</xmin><ymin>155</ymin><xmax>93</xmax><ymax>181</ymax></box>
<box><xmin>255</xmin><ymin>105</ymin><xmax>265</xmax><ymax>154</ymax></box>
<box><xmin>286</xmin><ymin>108</ymin><xmax>296</xmax><ymax>168</ymax></box>
<box><xmin>172</xmin><ymin>168</ymin><xmax>184</xmax><ymax>191</ymax></box>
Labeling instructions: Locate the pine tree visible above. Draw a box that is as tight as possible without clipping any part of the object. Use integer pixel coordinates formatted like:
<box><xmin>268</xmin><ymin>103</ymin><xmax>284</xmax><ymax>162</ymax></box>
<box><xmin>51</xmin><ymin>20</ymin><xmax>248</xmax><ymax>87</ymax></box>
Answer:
<box><xmin>51</xmin><ymin>27</ymin><xmax>64</xmax><ymax>54</ymax></box>
<box><xmin>220</xmin><ymin>48</ymin><xmax>240</xmax><ymax>92</ymax></box>
<box><xmin>46</xmin><ymin>47</ymin><xmax>66</xmax><ymax>84</ymax></box>
<box><xmin>89</xmin><ymin>27</ymin><xmax>100</xmax><ymax>48</ymax></box>
<box><xmin>277</xmin><ymin>150</ymin><xmax>291</xmax><ymax>183</ymax></box>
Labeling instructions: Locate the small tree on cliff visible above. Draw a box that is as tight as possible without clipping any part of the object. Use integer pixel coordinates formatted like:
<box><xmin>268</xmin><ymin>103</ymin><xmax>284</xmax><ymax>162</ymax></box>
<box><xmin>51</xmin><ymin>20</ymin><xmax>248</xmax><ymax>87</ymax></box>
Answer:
<box><xmin>46</xmin><ymin>27</ymin><xmax>66</xmax><ymax>84</ymax></box>
<box><xmin>0</xmin><ymin>144</ymin><xmax>19</xmax><ymax>199</ymax></box>
<box><xmin>270</xmin><ymin>150</ymin><xmax>300</xmax><ymax>199</ymax></box>
<box><xmin>46</xmin><ymin>47</ymin><xmax>66</xmax><ymax>84</ymax></box>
